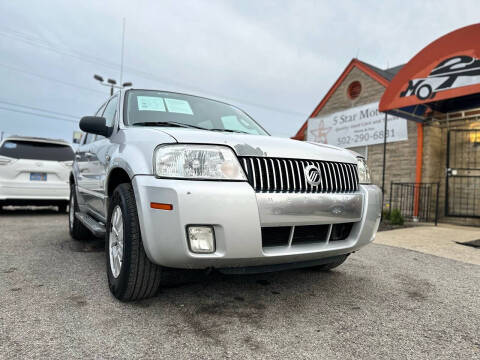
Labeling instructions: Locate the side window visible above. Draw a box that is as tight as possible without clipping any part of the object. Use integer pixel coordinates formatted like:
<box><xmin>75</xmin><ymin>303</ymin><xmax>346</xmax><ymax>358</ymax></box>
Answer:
<box><xmin>90</xmin><ymin>100</ymin><xmax>114</xmax><ymax>142</ymax></box>
<box><xmin>95</xmin><ymin>103</ymin><xmax>107</xmax><ymax>117</ymax></box>
<box><xmin>81</xmin><ymin>102</ymin><xmax>106</xmax><ymax>144</ymax></box>
<box><xmin>103</xmin><ymin>96</ymin><xmax>119</xmax><ymax>128</ymax></box>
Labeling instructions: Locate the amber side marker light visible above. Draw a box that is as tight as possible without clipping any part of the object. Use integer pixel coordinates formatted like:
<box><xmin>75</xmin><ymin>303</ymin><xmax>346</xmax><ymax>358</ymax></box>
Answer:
<box><xmin>150</xmin><ymin>202</ymin><xmax>173</xmax><ymax>210</ymax></box>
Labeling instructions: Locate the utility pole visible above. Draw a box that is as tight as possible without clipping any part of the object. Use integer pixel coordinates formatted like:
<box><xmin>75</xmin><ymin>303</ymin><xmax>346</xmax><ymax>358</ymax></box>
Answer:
<box><xmin>120</xmin><ymin>18</ymin><xmax>126</xmax><ymax>85</ymax></box>
<box><xmin>94</xmin><ymin>18</ymin><xmax>131</xmax><ymax>96</ymax></box>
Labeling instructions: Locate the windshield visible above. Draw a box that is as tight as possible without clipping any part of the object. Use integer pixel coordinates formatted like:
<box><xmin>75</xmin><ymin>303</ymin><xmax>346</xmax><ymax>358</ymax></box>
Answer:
<box><xmin>124</xmin><ymin>90</ymin><xmax>269</xmax><ymax>135</ymax></box>
<box><xmin>0</xmin><ymin>140</ymin><xmax>74</xmax><ymax>161</ymax></box>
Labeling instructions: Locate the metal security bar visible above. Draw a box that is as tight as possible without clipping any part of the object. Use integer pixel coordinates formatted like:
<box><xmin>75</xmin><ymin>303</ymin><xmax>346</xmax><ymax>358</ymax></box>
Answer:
<box><xmin>239</xmin><ymin>156</ymin><xmax>359</xmax><ymax>193</ymax></box>
<box><xmin>389</xmin><ymin>182</ymin><xmax>440</xmax><ymax>225</ymax></box>
<box><xmin>446</xmin><ymin>129</ymin><xmax>480</xmax><ymax>217</ymax></box>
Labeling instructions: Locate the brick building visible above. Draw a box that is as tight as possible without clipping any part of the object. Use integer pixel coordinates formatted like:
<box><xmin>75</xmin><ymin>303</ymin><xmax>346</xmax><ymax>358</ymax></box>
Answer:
<box><xmin>293</xmin><ymin>34</ymin><xmax>480</xmax><ymax>227</ymax></box>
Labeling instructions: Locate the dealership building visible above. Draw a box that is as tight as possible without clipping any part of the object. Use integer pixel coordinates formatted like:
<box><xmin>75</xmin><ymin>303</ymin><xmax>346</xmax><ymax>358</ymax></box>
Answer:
<box><xmin>293</xmin><ymin>24</ymin><xmax>480</xmax><ymax>226</ymax></box>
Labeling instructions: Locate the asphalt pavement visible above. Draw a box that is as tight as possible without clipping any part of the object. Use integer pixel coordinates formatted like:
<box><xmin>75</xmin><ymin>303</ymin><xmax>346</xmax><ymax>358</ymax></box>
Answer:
<box><xmin>0</xmin><ymin>210</ymin><xmax>479</xmax><ymax>359</ymax></box>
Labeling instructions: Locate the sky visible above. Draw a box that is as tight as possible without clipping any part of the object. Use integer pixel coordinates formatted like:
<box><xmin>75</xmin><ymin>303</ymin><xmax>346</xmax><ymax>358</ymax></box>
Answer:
<box><xmin>0</xmin><ymin>0</ymin><xmax>479</xmax><ymax>143</ymax></box>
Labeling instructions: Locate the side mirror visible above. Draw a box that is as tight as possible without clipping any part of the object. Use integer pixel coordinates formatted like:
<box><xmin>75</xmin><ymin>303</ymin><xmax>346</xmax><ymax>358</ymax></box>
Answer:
<box><xmin>79</xmin><ymin>116</ymin><xmax>112</xmax><ymax>137</ymax></box>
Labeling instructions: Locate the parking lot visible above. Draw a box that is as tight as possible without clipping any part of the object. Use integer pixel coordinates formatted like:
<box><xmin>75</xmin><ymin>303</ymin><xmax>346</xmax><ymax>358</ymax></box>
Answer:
<box><xmin>1</xmin><ymin>210</ymin><xmax>479</xmax><ymax>359</ymax></box>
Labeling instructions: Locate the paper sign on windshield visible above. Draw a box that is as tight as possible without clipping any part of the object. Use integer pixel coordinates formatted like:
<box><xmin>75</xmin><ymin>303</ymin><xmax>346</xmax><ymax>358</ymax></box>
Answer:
<box><xmin>137</xmin><ymin>96</ymin><xmax>166</xmax><ymax>112</ymax></box>
<box><xmin>164</xmin><ymin>98</ymin><xmax>193</xmax><ymax>115</ymax></box>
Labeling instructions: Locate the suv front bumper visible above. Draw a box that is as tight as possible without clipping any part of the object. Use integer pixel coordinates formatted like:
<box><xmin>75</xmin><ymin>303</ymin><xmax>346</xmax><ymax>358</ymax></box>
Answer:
<box><xmin>132</xmin><ymin>175</ymin><xmax>382</xmax><ymax>269</ymax></box>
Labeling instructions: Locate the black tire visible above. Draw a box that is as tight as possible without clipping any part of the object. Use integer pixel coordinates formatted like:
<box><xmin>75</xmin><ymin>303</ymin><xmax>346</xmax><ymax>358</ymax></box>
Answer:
<box><xmin>416</xmin><ymin>84</ymin><xmax>433</xmax><ymax>100</ymax></box>
<box><xmin>69</xmin><ymin>183</ymin><xmax>91</xmax><ymax>241</ymax></box>
<box><xmin>106</xmin><ymin>183</ymin><xmax>162</xmax><ymax>301</ymax></box>
<box><xmin>310</xmin><ymin>254</ymin><xmax>349</xmax><ymax>272</ymax></box>
<box><xmin>58</xmin><ymin>202</ymin><xmax>68</xmax><ymax>213</ymax></box>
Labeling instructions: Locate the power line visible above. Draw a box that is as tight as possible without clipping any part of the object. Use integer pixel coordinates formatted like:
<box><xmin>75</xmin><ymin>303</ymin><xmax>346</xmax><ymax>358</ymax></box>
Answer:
<box><xmin>0</xmin><ymin>30</ymin><xmax>308</xmax><ymax>117</ymax></box>
<box><xmin>0</xmin><ymin>30</ymin><xmax>118</xmax><ymax>70</ymax></box>
<box><xmin>0</xmin><ymin>99</ymin><xmax>80</xmax><ymax>119</ymax></box>
<box><xmin>0</xmin><ymin>106</ymin><xmax>78</xmax><ymax>123</ymax></box>
<box><xmin>0</xmin><ymin>62</ymin><xmax>105</xmax><ymax>95</ymax></box>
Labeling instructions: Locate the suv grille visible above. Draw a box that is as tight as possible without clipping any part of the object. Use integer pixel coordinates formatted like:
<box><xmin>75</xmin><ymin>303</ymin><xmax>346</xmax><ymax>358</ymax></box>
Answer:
<box><xmin>239</xmin><ymin>157</ymin><xmax>358</xmax><ymax>193</ymax></box>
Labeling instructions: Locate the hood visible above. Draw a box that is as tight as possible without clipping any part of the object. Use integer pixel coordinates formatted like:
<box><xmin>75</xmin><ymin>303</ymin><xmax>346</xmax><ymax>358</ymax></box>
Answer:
<box><xmin>152</xmin><ymin>128</ymin><xmax>357</xmax><ymax>163</ymax></box>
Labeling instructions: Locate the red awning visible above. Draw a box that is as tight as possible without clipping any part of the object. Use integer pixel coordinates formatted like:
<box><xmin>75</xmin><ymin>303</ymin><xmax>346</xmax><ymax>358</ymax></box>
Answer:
<box><xmin>379</xmin><ymin>23</ymin><xmax>480</xmax><ymax>121</ymax></box>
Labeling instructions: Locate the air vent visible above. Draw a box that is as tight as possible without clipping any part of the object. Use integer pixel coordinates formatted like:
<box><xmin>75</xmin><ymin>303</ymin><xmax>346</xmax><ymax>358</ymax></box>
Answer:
<box><xmin>347</xmin><ymin>81</ymin><xmax>362</xmax><ymax>100</ymax></box>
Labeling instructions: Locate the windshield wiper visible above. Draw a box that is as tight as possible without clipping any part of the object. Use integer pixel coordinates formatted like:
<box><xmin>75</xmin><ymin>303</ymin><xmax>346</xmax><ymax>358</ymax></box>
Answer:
<box><xmin>209</xmin><ymin>128</ymin><xmax>249</xmax><ymax>134</ymax></box>
<box><xmin>132</xmin><ymin>122</ymin><xmax>249</xmax><ymax>134</ymax></box>
<box><xmin>132</xmin><ymin>121</ymin><xmax>205</xmax><ymax>130</ymax></box>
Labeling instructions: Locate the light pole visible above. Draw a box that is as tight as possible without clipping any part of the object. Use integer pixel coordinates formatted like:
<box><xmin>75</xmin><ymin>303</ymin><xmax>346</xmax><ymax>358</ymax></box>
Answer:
<box><xmin>94</xmin><ymin>74</ymin><xmax>132</xmax><ymax>95</ymax></box>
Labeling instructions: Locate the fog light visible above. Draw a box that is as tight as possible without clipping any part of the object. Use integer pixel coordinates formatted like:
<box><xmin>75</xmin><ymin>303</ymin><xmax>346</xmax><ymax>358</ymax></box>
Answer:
<box><xmin>187</xmin><ymin>226</ymin><xmax>215</xmax><ymax>253</ymax></box>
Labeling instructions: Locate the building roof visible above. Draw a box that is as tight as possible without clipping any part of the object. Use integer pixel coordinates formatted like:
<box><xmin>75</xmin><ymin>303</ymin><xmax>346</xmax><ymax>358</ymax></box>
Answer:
<box><xmin>292</xmin><ymin>58</ymin><xmax>403</xmax><ymax>140</ymax></box>
<box><xmin>359</xmin><ymin>61</ymin><xmax>404</xmax><ymax>82</ymax></box>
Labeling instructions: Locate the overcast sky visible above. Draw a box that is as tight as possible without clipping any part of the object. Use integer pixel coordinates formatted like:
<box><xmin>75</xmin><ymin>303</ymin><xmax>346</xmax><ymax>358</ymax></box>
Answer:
<box><xmin>0</xmin><ymin>1</ymin><xmax>479</xmax><ymax>142</ymax></box>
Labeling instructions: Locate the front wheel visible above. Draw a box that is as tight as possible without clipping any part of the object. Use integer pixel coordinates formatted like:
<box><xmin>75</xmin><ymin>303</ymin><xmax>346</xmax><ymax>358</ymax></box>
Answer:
<box><xmin>106</xmin><ymin>183</ymin><xmax>163</xmax><ymax>301</ymax></box>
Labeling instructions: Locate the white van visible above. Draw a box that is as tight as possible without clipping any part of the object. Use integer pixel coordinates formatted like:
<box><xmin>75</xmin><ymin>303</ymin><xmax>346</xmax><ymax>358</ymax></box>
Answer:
<box><xmin>0</xmin><ymin>136</ymin><xmax>74</xmax><ymax>212</ymax></box>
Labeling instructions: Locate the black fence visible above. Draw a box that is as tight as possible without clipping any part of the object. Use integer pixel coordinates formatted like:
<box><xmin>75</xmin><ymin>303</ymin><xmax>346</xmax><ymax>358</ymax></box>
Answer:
<box><xmin>389</xmin><ymin>182</ymin><xmax>440</xmax><ymax>225</ymax></box>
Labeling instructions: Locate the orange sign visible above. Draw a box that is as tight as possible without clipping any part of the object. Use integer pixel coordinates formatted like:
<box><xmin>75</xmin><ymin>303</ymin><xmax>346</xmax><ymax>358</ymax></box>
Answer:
<box><xmin>379</xmin><ymin>24</ymin><xmax>480</xmax><ymax>113</ymax></box>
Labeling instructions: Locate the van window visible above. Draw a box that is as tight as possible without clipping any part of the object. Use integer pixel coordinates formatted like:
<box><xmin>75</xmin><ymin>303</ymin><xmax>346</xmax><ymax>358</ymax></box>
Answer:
<box><xmin>0</xmin><ymin>140</ymin><xmax>74</xmax><ymax>161</ymax></box>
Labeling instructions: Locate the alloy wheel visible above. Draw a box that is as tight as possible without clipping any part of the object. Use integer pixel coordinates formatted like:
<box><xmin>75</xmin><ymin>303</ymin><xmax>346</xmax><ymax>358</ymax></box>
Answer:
<box><xmin>109</xmin><ymin>205</ymin><xmax>124</xmax><ymax>278</ymax></box>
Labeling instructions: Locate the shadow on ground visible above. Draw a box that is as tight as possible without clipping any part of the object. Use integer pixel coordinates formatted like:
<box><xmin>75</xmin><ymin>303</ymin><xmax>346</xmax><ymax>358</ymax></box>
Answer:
<box><xmin>0</xmin><ymin>206</ymin><xmax>66</xmax><ymax>216</ymax></box>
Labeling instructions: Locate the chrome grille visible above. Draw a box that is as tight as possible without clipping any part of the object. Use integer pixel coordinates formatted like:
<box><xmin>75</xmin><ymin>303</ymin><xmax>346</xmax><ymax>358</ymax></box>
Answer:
<box><xmin>239</xmin><ymin>157</ymin><xmax>359</xmax><ymax>193</ymax></box>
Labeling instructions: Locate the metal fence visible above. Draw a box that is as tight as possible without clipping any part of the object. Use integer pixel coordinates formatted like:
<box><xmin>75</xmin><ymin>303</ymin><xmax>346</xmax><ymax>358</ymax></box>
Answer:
<box><xmin>389</xmin><ymin>182</ymin><xmax>440</xmax><ymax>225</ymax></box>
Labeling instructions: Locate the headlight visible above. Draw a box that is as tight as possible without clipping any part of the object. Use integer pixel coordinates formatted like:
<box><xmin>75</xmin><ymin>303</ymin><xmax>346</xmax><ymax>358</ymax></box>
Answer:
<box><xmin>356</xmin><ymin>157</ymin><xmax>371</xmax><ymax>184</ymax></box>
<box><xmin>154</xmin><ymin>144</ymin><xmax>246</xmax><ymax>180</ymax></box>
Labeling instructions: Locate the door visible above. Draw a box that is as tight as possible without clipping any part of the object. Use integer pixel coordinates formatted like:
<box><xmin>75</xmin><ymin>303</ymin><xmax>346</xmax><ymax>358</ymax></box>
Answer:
<box><xmin>75</xmin><ymin>132</ymin><xmax>98</xmax><ymax>207</ymax></box>
<box><xmin>75</xmin><ymin>102</ymin><xmax>106</xmax><ymax>212</ymax></box>
<box><xmin>87</xmin><ymin>95</ymin><xmax>119</xmax><ymax>218</ymax></box>
<box><xmin>446</xmin><ymin>129</ymin><xmax>480</xmax><ymax>217</ymax></box>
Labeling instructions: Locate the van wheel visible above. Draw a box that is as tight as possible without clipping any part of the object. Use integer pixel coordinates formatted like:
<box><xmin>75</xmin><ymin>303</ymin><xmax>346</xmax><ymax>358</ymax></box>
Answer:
<box><xmin>69</xmin><ymin>184</ymin><xmax>91</xmax><ymax>241</ymax></box>
<box><xmin>106</xmin><ymin>183</ymin><xmax>162</xmax><ymax>301</ymax></box>
<box><xmin>58</xmin><ymin>202</ymin><xmax>68</xmax><ymax>213</ymax></box>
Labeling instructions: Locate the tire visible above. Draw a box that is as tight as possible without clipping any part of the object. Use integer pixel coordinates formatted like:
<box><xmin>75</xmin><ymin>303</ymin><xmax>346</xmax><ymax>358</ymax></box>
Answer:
<box><xmin>106</xmin><ymin>183</ymin><xmax>162</xmax><ymax>301</ymax></box>
<box><xmin>310</xmin><ymin>254</ymin><xmax>349</xmax><ymax>272</ymax></box>
<box><xmin>69</xmin><ymin>183</ymin><xmax>91</xmax><ymax>241</ymax></box>
<box><xmin>416</xmin><ymin>84</ymin><xmax>433</xmax><ymax>100</ymax></box>
<box><xmin>58</xmin><ymin>202</ymin><xmax>68</xmax><ymax>213</ymax></box>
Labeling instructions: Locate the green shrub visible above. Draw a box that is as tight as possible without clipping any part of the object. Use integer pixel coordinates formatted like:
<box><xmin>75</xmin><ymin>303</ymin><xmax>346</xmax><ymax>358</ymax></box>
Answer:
<box><xmin>389</xmin><ymin>209</ymin><xmax>404</xmax><ymax>226</ymax></box>
<box><xmin>382</xmin><ymin>210</ymin><xmax>391</xmax><ymax>221</ymax></box>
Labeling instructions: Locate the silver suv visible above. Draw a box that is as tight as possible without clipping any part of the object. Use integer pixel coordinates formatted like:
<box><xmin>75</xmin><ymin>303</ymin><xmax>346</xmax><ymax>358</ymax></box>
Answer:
<box><xmin>70</xmin><ymin>89</ymin><xmax>381</xmax><ymax>301</ymax></box>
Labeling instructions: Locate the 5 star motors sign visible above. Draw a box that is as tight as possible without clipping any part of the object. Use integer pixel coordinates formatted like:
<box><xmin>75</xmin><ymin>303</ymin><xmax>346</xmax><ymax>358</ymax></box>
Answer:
<box><xmin>306</xmin><ymin>102</ymin><xmax>408</xmax><ymax>148</ymax></box>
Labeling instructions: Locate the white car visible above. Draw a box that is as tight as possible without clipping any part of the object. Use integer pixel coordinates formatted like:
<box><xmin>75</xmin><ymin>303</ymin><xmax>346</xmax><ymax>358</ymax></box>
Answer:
<box><xmin>0</xmin><ymin>136</ymin><xmax>74</xmax><ymax>212</ymax></box>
